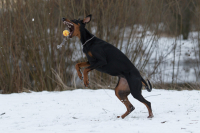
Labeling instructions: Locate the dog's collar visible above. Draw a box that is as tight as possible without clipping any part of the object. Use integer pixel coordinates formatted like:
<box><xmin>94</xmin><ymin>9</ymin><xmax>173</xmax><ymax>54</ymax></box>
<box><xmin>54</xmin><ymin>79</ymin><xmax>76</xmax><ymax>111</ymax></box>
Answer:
<box><xmin>82</xmin><ymin>36</ymin><xmax>95</xmax><ymax>46</ymax></box>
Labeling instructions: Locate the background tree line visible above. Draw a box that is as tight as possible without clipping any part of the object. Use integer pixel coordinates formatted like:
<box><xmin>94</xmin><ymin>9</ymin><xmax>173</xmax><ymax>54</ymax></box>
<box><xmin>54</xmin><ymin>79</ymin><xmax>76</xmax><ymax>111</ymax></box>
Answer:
<box><xmin>0</xmin><ymin>0</ymin><xmax>199</xmax><ymax>93</ymax></box>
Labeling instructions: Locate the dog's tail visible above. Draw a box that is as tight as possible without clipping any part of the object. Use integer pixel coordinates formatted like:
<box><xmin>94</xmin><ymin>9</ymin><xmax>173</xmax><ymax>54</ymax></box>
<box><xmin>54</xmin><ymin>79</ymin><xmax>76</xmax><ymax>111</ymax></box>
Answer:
<box><xmin>141</xmin><ymin>77</ymin><xmax>152</xmax><ymax>92</ymax></box>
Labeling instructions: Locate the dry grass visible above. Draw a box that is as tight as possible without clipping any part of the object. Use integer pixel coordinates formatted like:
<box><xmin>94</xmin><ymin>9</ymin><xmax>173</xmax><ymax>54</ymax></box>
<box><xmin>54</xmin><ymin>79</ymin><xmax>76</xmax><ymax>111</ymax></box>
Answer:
<box><xmin>0</xmin><ymin>0</ymin><xmax>199</xmax><ymax>93</ymax></box>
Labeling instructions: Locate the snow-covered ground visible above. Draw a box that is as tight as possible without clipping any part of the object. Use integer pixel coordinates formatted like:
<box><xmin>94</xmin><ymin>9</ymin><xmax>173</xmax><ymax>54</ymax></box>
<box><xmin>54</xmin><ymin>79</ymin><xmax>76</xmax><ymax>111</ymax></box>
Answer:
<box><xmin>0</xmin><ymin>89</ymin><xmax>200</xmax><ymax>133</ymax></box>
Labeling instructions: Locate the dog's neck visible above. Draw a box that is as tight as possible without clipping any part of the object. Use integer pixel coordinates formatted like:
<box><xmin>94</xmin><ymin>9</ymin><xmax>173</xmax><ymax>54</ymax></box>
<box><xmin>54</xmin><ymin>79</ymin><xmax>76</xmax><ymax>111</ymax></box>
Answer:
<box><xmin>80</xmin><ymin>28</ymin><xmax>94</xmax><ymax>46</ymax></box>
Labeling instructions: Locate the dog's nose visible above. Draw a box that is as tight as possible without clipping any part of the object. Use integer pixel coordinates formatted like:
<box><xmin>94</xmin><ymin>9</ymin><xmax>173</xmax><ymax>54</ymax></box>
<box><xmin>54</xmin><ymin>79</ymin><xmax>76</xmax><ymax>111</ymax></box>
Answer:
<box><xmin>62</xmin><ymin>18</ymin><xmax>66</xmax><ymax>21</ymax></box>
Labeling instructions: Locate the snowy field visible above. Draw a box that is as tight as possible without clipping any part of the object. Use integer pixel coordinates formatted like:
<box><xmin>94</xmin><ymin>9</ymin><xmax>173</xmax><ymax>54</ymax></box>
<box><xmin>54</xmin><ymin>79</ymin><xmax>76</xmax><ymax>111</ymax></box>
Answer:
<box><xmin>0</xmin><ymin>89</ymin><xmax>200</xmax><ymax>133</ymax></box>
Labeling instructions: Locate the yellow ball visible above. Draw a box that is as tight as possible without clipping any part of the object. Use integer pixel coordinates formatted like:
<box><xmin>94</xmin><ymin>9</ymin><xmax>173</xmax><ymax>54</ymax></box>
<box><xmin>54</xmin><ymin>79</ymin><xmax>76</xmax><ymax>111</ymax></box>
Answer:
<box><xmin>63</xmin><ymin>30</ymin><xmax>69</xmax><ymax>36</ymax></box>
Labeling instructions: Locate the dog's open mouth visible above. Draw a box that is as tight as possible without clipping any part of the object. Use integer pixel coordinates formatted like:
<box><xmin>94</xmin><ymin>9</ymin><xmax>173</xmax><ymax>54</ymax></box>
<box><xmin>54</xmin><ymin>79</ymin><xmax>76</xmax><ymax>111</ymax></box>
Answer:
<box><xmin>63</xmin><ymin>21</ymin><xmax>74</xmax><ymax>38</ymax></box>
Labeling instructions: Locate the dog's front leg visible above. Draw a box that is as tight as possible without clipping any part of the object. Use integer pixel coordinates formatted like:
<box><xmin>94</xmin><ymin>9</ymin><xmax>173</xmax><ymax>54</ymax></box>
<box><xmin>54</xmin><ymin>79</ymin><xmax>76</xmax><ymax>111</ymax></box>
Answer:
<box><xmin>83</xmin><ymin>60</ymin><xmax>107</xmax><ymax>87</ymax></box>
<box><xmin>83</xmin><ymin>68</ymin><xmax>91</xmax><ymax>87</ymax></box>
<box><xmin>75</xmin><ymin>61</ymin><xmax>90</xmax><ymax>80</ymax></box>
<box><xmin>82</xmin><ymin>50</ymin><xmax>107</xmax><ymax>87</ymax></box>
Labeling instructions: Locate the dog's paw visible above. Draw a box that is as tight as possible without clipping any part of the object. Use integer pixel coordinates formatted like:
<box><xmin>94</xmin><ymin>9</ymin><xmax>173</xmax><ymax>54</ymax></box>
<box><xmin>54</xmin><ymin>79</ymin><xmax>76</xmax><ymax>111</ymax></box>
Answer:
<box><xmin>77</xmin><ymin>72</ymin><xmax>83</xmax><ymax>80</ymax></box>
<box><xmin>84</xmin><ymin>78</ymin><xmax>89</xmax><ymax>87</ymax></box>
<box><xmin>117</xmin><ymin>116</ymin><xmax>126</xmax><ymax>119</ymax></box>
<box><xmin>147</xmin><ymin>114</ymin><xmax>154</xmax><ymax>118</ymax></box>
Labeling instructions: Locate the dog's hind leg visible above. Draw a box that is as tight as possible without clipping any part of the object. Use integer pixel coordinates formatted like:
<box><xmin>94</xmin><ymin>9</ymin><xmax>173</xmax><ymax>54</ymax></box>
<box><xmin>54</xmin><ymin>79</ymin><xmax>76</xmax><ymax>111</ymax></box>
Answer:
<box><xmin>115</xmin><ymin>77</ymin><xmax>135</xmax><ymax>119</ymax></box>
<box><xmin>125</xmin><ymin>74</ymin><xmax>154</xmax><ymax>118</ymax></box>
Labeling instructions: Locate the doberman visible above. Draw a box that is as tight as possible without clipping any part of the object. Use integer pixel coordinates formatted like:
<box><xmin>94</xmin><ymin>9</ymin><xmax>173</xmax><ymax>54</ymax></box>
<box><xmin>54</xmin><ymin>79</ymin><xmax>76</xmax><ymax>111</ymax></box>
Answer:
<box><xmin>62</xmin><ymin>14</ymin><xmax>154</xmax><ymax>119</ymax></box>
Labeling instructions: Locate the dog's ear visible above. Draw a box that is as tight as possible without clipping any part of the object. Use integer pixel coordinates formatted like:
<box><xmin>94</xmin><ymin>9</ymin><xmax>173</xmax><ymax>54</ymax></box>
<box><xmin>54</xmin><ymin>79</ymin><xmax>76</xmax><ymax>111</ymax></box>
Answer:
<box><xmin>83</xmin><ymin>14</ymin><xmax>92</xmax><ymax>24</ymax></box>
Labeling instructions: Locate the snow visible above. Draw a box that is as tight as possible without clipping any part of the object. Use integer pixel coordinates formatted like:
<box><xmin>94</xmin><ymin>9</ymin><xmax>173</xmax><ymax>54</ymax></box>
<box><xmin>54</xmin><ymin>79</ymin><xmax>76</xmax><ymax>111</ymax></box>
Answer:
<box><xmin>147</xmin><ymin>33</ymin><xmax>199</xmax><ymax>83</ymax></box>
<box><xmin>0</xmin><ymin>89</ymin><xmax>200</xmax><ymax>133</ymax></box>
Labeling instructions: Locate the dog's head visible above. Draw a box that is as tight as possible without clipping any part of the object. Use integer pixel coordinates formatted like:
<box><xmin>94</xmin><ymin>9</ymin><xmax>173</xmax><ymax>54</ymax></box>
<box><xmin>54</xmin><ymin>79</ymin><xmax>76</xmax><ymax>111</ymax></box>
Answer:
<box><xmin>62</xmin><ymin>14</ymin><xmax>92</xmax><ymax>39</ymax></box>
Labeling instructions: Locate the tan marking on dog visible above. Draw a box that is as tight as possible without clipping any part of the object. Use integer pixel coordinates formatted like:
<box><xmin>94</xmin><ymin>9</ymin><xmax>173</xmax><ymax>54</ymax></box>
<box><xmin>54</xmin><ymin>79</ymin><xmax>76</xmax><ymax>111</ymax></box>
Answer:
<box><xmin>73</xmin><ymin>23</ymin><xmax>81</xmax><ymax>39</ymax></box>
<box><xmin>88</xmin><ymin>51</ymin><xmax>93</xmax><ymax>57</ymax></box>
<box><xmin>142</xmin><ymin>81</ymin><xmax>146</xmax><ymax>86</ymax></box>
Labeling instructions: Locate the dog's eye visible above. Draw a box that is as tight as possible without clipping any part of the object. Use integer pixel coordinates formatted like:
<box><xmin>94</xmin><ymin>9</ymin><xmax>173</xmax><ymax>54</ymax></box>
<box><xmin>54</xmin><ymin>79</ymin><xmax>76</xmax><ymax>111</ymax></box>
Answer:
<box><xmin>81</xmin><ymin>20</ymin><xmax>85</xmax><ymax>24</ymax></box>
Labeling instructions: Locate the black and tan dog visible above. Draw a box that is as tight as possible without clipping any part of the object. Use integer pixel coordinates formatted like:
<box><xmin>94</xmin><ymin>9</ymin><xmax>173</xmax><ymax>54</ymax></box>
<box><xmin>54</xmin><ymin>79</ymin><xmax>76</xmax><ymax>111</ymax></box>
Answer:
<box><xmin>62</xmin><ymin>14</ymin><xmax>153</xmax><ymax>119</ymax></box>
